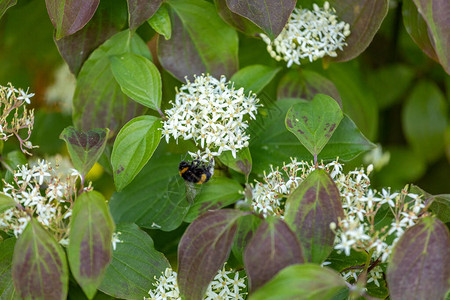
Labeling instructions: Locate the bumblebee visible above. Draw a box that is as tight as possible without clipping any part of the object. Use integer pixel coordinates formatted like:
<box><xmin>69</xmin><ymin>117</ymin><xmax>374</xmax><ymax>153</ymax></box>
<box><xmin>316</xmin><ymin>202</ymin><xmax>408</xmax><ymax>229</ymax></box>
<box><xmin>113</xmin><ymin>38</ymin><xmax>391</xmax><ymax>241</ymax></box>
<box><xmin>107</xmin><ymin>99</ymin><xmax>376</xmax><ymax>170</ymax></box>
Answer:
<box><xmin>179</xmin><ymin>159</ymin><xmax>213</xmax><ymax>184</ymax></box>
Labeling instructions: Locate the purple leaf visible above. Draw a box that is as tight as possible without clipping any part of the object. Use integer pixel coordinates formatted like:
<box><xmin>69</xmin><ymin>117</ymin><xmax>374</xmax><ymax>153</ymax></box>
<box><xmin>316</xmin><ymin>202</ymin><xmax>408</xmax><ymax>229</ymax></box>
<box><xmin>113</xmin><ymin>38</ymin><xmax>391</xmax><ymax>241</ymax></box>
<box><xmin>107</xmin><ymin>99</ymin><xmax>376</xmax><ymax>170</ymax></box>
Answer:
<box><xmin>45</xmin><ymin>0</ymin><xmax>100</xmax><ymax>40</ymax></box>
<box><xmin>159</xmin><ymin>0</ymin><xmax>238</xmax><ymax>81</ymax></box>
<box><xmin>326</xmin><ymin>0</ymin><xmax>389</xmax><ymax>62</ymax></box>
<box><xmin>412</xmin><ymin>0</ymin><xmax>450</xmax><ymax>74</ymax></box>
<box><xmin>68</xmin><ymin>191</ymin><xmax>115</xmax><ymax>299</ymax></box>
<box><xmin>225</xmin><ymin>0</ymin><xmax>296</xmax><ymax>39</ymax></box>
<box><xmin>60</xmin><ymin>126</ymin><xmax>109</xmax><ymax>176</ymax></box>
<box><xmin>244</xmin><ymin>218</ymin><xmax>305</xmax><ymax>291</ymax></box>
<box><xmin>285</xmin><ymin>169</ymin><xmax>344</xmax><ymax>263</ymax></box>
<box><xmin>55</xmin><ymin>0</ymin><xmax>127</xmax><ymax>75</ymax></box>
<box><xmin>178</xmin><ymin>209</ymin><xmax>247</xmax><ymax>300</ymax></box>
<box><xmin>387</xmin><ymin>216</ymin><xmax>450</xmax><ymax>300</ymax></box>
<box><xmin>214</xmin><ymin>0</ymin><xmax>262</xmax><ymax>37</ymax></box>
<box><xmin>127</xmin><ymin>0</ymin><xmax>162</xmax><ymax>30</ymax></box>
<box><xmin>12</xmin><ymin>219</ymin><xmax>68</xmax><ymax>300</ymax></box>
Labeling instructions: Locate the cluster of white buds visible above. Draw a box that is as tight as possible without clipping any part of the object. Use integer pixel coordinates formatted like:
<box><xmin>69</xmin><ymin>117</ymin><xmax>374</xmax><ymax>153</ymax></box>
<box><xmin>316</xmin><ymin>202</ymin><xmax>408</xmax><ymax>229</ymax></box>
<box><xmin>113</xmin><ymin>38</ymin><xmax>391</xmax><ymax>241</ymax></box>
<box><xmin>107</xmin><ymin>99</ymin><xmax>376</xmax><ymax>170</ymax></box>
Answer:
<box><xmin>145</xmin><ymin>264</ymin><xmax>247</xmax><ymax>300</ymax></box>
<box><xmin>248</xmin><ymin>158</ymin><xmax>427</xmax><ymax>266</ymax></box>
<box><xmin>260</xmin><ymin>1</ymin><xmax>351</xmax><ymax>67</ymax></box>
<box><xmin>162</xmin><ymin>74</ymin><xmax>260</xmax><ymax>160</ymax></box>
<box><xmin>0</xmin><ymin>159</ymin><xmax>81</xmax><ymax>242</ymax></box>
<box><xmin>0</xmin><ymin>84</ymin><xmax>38</xmax><ymax>155</ymax></box>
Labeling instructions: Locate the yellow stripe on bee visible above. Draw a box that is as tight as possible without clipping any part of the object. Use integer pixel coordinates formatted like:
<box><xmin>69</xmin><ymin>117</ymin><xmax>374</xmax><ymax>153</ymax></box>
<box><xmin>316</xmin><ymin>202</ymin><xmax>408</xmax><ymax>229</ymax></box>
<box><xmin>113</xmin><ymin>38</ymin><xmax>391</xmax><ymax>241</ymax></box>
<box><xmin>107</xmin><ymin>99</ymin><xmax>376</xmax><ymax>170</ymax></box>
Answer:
<box><xmin>197</xmin><ymin>174</ymin><xmax>207</xmax><ymax>184</ymax></box>
<box><xmin>179</xmin><ymin>167</ymin><xmax>189</xmax><ymax>175</ymax></box>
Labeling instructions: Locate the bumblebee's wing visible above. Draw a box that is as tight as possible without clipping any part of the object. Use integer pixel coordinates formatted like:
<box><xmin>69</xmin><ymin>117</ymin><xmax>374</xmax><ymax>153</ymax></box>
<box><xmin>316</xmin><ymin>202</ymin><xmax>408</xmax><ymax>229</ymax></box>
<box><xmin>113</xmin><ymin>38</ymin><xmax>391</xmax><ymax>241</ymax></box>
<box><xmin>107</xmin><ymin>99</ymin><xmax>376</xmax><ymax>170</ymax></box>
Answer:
<box><xmin>184</xmin><ymin>181</ymin><xmax>202</xmax><ymax>205</ymax></box>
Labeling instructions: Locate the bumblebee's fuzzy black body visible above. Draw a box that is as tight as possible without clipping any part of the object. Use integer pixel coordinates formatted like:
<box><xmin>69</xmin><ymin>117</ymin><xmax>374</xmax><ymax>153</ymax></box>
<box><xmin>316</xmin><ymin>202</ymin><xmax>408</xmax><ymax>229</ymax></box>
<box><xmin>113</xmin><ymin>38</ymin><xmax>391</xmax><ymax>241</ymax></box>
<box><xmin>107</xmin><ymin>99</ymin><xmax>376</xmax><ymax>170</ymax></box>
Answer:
<box><xmin>179</xmin><ymin>160</ymin><xmax>212</xmax><ymax>184</ymax></box>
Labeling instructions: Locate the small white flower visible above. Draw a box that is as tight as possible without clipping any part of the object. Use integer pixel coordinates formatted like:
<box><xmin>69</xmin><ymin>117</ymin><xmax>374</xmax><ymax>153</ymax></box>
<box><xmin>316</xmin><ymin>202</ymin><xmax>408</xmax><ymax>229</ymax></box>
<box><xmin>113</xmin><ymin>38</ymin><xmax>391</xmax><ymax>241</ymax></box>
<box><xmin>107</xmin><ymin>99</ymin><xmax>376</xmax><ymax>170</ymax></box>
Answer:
<box><xmin>335</xmin><ymin>234</ymin><xmax>355</xmax><ymax>256</ymax></box>
<box><xmin>261</xmin><ymin>1</ymin><xmax>351</xmax><ymax>67</ymax></box>
<box><xmin>17</xmin><ymin>88</ymin><xmax>34</xmax><ymax>104</ymax></box>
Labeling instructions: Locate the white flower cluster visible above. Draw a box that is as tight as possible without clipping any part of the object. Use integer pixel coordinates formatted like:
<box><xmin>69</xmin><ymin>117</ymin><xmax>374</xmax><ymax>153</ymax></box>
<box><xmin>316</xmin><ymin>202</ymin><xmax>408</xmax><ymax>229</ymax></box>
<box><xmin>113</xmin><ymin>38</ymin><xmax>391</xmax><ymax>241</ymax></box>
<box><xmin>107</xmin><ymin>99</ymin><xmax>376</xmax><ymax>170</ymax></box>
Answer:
<box><xmin>0</xmin><ymin>159</ymin><xmax>80</xmax><ymax>241</ymax></box>
<box><xmin>162</xmin><ymin>74</ymin><xmax>260</xmax><ymax>160</ymax></box>
<box><xmin>145</xmin><ymin>265</ymin><xmax>247</xmax><ymax>300</ymax></box>
<box><xmin>45</xmin><ymin>63</ymin><xmax>76</xmax><ymax>114</ymax></box>
<box><xmin>342</xmin><ymin>265</ymin><xmax>384</xmax><ymax>288</ymax></box>
<box><xmin>260</xmin><ymin>1</ymin><xmax>351</xmax><ymax>67</ymax></box>
<box><xmin>248</xmin><ymin>158</ymin><xmax>426</xmax><ymax>264</ymax></box>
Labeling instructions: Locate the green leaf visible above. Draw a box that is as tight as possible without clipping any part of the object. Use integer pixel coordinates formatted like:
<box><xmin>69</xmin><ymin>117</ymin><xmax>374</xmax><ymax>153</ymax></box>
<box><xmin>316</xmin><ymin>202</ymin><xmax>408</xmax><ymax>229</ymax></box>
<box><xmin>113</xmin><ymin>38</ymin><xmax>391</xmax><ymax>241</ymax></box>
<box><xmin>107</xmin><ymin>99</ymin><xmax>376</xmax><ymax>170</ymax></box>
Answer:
<box><xmin>184</xmin><ymin>177</ymin><xmax>243</xmax><ymax>223</ymax></box>
<box><xmin>248</xmin><ymin>264</ymin><xmax>347</xmax><ymax>300</ymax></box>
<box><xmin>409</xmin><ymin>185</ymin><xmax>450</xmax><ymax>223</ymax></box>
<box><xmin>285</xmin><ymin>169</ymin><xmax>344</xmax><ymax>263</ymax></box>
<box><xmin>3</xmin><ymin>150</ymin><xmax>27</xmax><ymax>183</ymax></box>
<box><xmin>387</xmin><ymin>217</ymin><xmax>450</xmax><ymax>300</ymax></box>
<box><xmin>45</xmin><ymin>0</ymin><xmax>100</xmax><ymax>39</ymax></box>
<box><xmin>12</xmin><ymin>219</ymin><xmax>68</xmax><ymax>300</ymax></box>
<box><xmin>412</xmin><ymin>0</ymin><xmax>450</xmax><ymax>74</ymax></box>
<box><xmin>250</xmin><ymin>99</ymin><xmax>375</xmax><ymax>175</ymax></box>
<box><xmin>111</xmin><ymin>116</ymin><xmax>161</xmax><ymax>191</ymax></box>
<box><xmin>0</xmin><ymin>193</ymin><xmax>15</xmax><ymax>214</ymax></box>
<box><xmin>110</xmin><ymin>53</ymin><xmax>162</xmax><ymax>111</ymax></box>
<box><xmin>73</xmin><ymin>30</ymin><xmax>149</xmax><ymax>138</ymax></box>
<box><xmin>127</xmin><ymin>0</ymin><xmax>162</xmax><ymax>30</ymax></box>
<box><xmin>402</xmin><ymin>0</ymin><xmax>439</xmax><ymax>62</ymax></box>
<box><xmin>60</xmin><ymin>127</ymin><xmax>109</xmax><ymax>176</ymax></box>
<box><xmin>68</xmin><ymin>191</ymin><xmax>115</xmax><ymax>299</ymax></box>
<box><xmin>231</xmin><ymin>214</ymin><xmax>262</xmax><ymax>266</ymax></box>
<box><xmin>214</xmin><ymin>0</ymin><xmax>262</xmax><ymax>37</ymax></box>
<box><xmin>109</xmin><ymin>149</ymin><xmax>189</xmax><ymax>231</ymax></box>
<box><xmin>99</xmin><ymin>223</ymin><xmax>170</xmax><ymax>299</ymax></box>
<box><xmin>218</xmin><ymin>148</ymin><xmax>252</xmax><ymax>179</ymax></box>
<box><xmin>178</xmin><ymin>209</ymin><xmax>247</xmax><ymax>300</ymax></box>
<box><xmin>326</xmin><ymin>0</ymin><xmax>388</xmax><ymax>62</ymax></box>
<box><xmin>277</xmin><ymin>69</ymin><xmax>342</xmax><ymax>108</ymax></box>
<box><xmin>159</xmin><ymin>0</ymin><xmax>238</xmax><ymax>81</ymax></box>
<box><xmin>326</xmin><ymin>249</ymin><xmax>368</xmax><ymax>273</ymax></box>
<box><xmin>225</xmin><ymin>0</ymin><xmax>296</xmax><ymax>39</ymax></box>
<box><xmin>230</xmin><ymin>65</ymin><xmax>281</xmax><ymax>94</ymax></box>
<box><xmin>0</xmin><ymin>0</ymin><xmax>16</xmax><ymax>20</ymax></box>
<box><xmin>402</xmin><ymin>80</ymin><xmax>447</xmax><ymax>163</ymax></box>
<box><xmin>55</xmin><ymin>0</ymin><xmax>128</xmax><ymax>75</ymax></box>
<box><xmin>0</xmin><ymin>238</ymin><xmax>16</xmax><ymax>299</ymax></box>
<box><xmin>244</xmin><ymin>218</ymin><xmax>304</xmax><ymax>292</ymax></box>
<box><xmin>285</xmin><ymin>94</ymin><xmax>343</xmax><ymax>158</ymax></box>
<box><xmin>148</xmin><ymin>3</ymin><xmax>171</xmax><ymax>39</ymax></box>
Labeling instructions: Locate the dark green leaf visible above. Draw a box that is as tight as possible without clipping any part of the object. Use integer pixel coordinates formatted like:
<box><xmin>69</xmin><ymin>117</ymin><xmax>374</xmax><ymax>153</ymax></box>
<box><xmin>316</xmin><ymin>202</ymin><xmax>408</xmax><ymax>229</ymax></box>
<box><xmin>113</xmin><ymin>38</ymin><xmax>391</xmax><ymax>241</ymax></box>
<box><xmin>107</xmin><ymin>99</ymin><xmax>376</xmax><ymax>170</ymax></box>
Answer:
<box><xmin>3</xmin><ymin>150</ymin><xmax>27</xmax><ymax>184</ymax></box>
<box><xmin>225</xmin><ymin>0</ymin><xmax>296</xmax><ymax>39</ymax></box>
<box><xmin>73</xmin><ymin>30</ymin><xmax>149</xmax><ymax>138</ymax></box>
<box><xmin>159</xmin><ymin>0</ymin><xmax>238</xmax><ymax>81</ymax></box>
<box><xmin>45</xmin><ymin>0</ymin><xmax>100</xmax><ymax>39</ymax></box>
<box><xmin>244</xmin><ymin>218</ymin><xmax>304</xmax><ymax>291</ymax></box>
<box><xmin>409</xmin><ymin>185</ymin><xmax>450</xmax><ymax>223</ymax></box>
<box><xmin>214</xmin><ymin>0</ymin><xmax>262</xmax><ymax>37</ymax></box>
<box><xmin>99</xmin><ymin>223</ymin><xmax>170</xmax><ymax>299</ymax></box>
<box><xmin>0</xmin><ymin>238</ymin><xmax>16</xmax><ymax>299</ymax></box>
<box><xmin>12</xmin><ymin>219</ymin><xmax>68</xmax><ymax>300</ymax></box>
<box><xmin>412</xmin><ymin>0</ymin><xmax>450</xmax><ymax>74</ymax></box>
<box><xmin>178</xmin><ymin>209</ymin><xmax>246</xmax><ymax>300</ymax></box>
<box><xmin>68</xmin><ymin>191</ymin><xmax>115</xmax><ymax>299</ymax></box>
<box><xmin>402</xmin><ymin>0</ymin><xmax>439</xmax><ymax>62</ymax></box>
<box><xmin>326</xmin><ymin>0</ymin><xmax>388</xmax><ymax>62</ymax></box>
<box><xmin>402</xmin><ymin>80</ymin><xmax>447</xmax><ymax>163</ymax></box>
<box><xmin>127</xmin><ymin>0</ymin><xmax>161</xmax><ymax>30</ymax></box>
<box><xmin>111</xmin><ymin>116</ymin><xmax>161</xmax><ymax>191</ymax></box>
<box><xmin>0</xmin><ymin>0</ymin><xmax>16</xmax><ymax>20</ymax></box>
<box><xmin>148</xmin><ymin>3</ymin><xmax>171</xmax><ymax>40</ymax></box>
<box><xmin>285</xmin><ymin>169</ymin><xmax>344</xmax><ymax>263</ymax></box>
<box><xmin>0</xmin><ymin>193</ymin><xmax>15</xmax><ymax>214</ymax></box>
<box><xmin>109</xmin><ymin>149</ymin><xmax>189</xmax><ymax>231</ymax></box>
<box><xmin>230</xmin><ymin>64</ymin><xmax>281</xmax><ymax>94</ymax></box>
<box><xmin>110</xmin><ymin>53</ymin><xmax>162</xmax><ymax>111</ymax></box>
<box><xmin>277</xmin><ymin>69</ymin><xmax>342</xmax><ymax>108</ymax></box>
<box><xmin>387</xmin><ymin>216</ymin><xmax>450</xmax><ymax>300</ymax></box>
<box><xmin>184</xmin><ymin>177</ymin><xmax>243</xmax><ymax>223</ymax></box>
<box><xmin>326</xmin><ymin>249</ymin><xmax>368</xmax><ymax>273</ymax></box>
<box><xmin>285</xmin><ymin>94</ymin><xmax>343</xmax><ymax>157</ymax></box>
<box><xmin>248</xmin><ymin>264</ymin><xmax>347</xmax><ymax>300</ymax></box>
<box><xmin>60</xmin><ymin>127</ymin><xmax>109</xmax><ymax>176</ymax></box>
<box><xmin>326</xmin><ymin>62</ymin><xmax>378</xmax><ymax>140</ymax></box>
<box><xmin>218</xmin><ymin>148</ymin><xmax>252</xmax><ymax>179</ymax></box>
<box><xmin>55</xmin><ymin>0</ymin><xmax>127</xmax><ymax>75</ymax></box>
<box><xmin>249</xmin><ymin>99</ymin><xmax>375</xmax><ymax>174</ymax></box>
